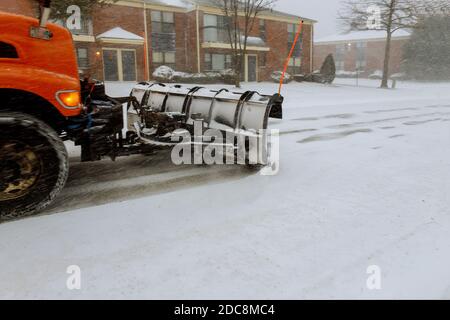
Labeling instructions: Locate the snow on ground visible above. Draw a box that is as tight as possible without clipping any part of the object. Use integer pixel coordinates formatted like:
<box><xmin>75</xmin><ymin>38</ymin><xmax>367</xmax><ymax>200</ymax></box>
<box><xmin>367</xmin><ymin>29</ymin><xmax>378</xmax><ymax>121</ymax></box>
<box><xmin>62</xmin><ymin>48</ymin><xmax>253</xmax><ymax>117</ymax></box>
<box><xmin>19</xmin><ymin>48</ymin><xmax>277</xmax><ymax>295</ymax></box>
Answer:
<box><xmin>1</xmin><ymin>79</ymin><xmax>449</xmax><ymax>299</ymax></box>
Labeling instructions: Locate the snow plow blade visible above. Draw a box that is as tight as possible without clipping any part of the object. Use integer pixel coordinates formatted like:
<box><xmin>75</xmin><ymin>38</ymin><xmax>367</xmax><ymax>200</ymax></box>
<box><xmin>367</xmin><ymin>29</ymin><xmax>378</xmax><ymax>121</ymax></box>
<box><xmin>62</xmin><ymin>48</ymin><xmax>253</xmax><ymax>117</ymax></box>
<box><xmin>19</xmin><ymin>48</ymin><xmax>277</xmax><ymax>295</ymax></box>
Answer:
<box><xmin>130</xmin><ymin>82</ymin><xmax>283</xmax><ymax>123</ymax></box>
<box><xmin>127</xmin><ymin>83</ymin><xmax>283</xmax><ymax>165</ymax></box>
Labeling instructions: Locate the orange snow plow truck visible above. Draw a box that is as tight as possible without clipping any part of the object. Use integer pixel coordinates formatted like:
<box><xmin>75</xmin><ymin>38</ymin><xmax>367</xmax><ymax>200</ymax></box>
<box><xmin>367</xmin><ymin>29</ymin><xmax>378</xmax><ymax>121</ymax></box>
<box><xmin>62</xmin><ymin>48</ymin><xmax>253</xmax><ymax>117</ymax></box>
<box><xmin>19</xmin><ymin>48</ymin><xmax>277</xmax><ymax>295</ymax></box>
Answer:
<box><xmin>0</xmin><ymin>1</ymin><xmax>283</xmax><ymax>221</ymax></box>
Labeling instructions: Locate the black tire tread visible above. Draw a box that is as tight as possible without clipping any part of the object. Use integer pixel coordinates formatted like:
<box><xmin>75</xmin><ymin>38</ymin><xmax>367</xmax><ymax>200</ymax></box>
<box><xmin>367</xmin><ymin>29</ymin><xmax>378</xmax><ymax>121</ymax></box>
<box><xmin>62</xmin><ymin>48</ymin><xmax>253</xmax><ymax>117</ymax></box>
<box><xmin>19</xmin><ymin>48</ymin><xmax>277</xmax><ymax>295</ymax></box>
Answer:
<box><xmin>0</xmin><ymin>112</ymin><xmax>69</xmax><ymax>222</ymax></box>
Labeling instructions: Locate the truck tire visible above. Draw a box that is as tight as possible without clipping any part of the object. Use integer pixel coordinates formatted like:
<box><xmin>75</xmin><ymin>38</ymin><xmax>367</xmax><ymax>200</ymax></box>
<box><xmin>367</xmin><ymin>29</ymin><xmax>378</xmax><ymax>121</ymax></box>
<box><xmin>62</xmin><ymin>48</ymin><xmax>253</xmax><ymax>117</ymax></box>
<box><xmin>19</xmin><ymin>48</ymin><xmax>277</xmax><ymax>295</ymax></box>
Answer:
<box><xmin>0</xmin><ymin>112</ymin><xmax>69</xmax><ymax>222</ymax></box>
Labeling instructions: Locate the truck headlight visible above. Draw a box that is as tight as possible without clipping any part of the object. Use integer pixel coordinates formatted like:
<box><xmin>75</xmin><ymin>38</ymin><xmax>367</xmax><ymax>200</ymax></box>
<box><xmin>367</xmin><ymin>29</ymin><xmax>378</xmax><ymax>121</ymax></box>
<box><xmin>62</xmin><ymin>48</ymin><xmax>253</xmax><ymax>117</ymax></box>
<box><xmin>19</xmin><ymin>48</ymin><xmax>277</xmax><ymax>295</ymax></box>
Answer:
<box><xmin>56</xmin><ymin>90</ymin><xmax>81</xmax><ymax>109</ymax></box>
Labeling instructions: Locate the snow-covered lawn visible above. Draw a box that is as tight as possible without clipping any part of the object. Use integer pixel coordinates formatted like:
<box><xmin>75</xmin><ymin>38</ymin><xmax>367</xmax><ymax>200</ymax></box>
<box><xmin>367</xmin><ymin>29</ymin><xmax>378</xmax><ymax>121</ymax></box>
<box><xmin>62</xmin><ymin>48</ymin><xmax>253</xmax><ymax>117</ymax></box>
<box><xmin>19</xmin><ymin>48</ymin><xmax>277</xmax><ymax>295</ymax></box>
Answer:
<box><xmin>1</xmin><ymin>79</ymin><xmax>449</xmax><ymax>299</ymax></box>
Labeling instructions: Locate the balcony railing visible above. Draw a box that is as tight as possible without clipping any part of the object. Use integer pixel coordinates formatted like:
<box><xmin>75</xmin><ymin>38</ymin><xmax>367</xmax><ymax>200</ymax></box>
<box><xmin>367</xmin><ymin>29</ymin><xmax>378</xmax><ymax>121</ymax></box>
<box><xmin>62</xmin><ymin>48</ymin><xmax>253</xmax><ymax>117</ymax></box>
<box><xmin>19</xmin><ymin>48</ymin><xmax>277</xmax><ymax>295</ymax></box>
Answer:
<box><xmin>69</xmin><ymin>18</ymin><xmax>93</xmax><ymax>36</ymax></box>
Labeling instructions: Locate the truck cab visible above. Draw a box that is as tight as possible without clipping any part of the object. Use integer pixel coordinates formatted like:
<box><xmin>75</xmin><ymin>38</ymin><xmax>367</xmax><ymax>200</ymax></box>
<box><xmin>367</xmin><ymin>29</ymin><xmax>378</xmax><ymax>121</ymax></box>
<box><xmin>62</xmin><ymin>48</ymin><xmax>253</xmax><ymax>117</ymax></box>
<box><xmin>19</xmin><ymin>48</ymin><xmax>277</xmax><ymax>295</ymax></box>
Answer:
<box><xmin>0</xmin><ymin>11</ymin><xmax>82</xmax><ymax>127</ymax></box>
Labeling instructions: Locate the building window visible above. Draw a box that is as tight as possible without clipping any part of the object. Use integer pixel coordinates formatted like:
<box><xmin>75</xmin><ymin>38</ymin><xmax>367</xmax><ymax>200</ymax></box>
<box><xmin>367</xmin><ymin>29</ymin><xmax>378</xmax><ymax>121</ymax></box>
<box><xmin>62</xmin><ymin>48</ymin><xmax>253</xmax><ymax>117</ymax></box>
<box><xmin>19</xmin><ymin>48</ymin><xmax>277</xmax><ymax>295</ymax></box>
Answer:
<box><xmin>121</xmin><ymin>50</ymin><xmax>137</xmax><ymax>81</ymax></box>
<box><xmin>203</xmin><ymin>14</ymin><xmax>230</xmax><ymax>43</ymax></box>
<box><xmin>288</xmin><ymin>57</ymin><xmax>301</xmax><ymax>74</ymax></box>
<box><xmin>287</xmin><ymin>23</ymin><xmax>301</xmax><ymax>73</ymax></box>
<box><xmin>259</xmin><ymin>19</ymin><xmax>266</xmax><ymax>41</ymax></box>
<box><xmin>151</xmin><ymin>10</ymin><xmax>176</xmax><ymax>60</ymax></box>
<box><xmin>355</xmin><ymin>41</ymin><xmax>366</xmax><ymax>71</ymax></box>
<box><xmin>153</xmin><ymin>51</ymin><xmax>176</xmax><ymax>70</ymax></box>
<box><xmin>76</xmin><ymin>47</ymin><xmax>89</xmax><ymax>69</ymax></box>
<box><xmin>287</xmin><ymin>23</ymin><xmax>302</xmax><ymax>54</ymax></box>
<box><xmin>335</xmin><ymin>44</ymin><xmax>346</xmax><ymax>71</ymax></box>
<box><xmin>204</xmin><ymin>53</ymin><xmax>232</xmax><ymax>71</ymax></box>
<box><xmin>73</xmin><ymin>17</ymin><xmax>93</xmax><ymax>36</ymax></box>
<box><xmin>151</xmin><ymin>11</ymin><xmax>175</xmax><ymax>34</ymax></box>
<box><xmin>103</xmin><ymin>49</ymin><xmax>137</xmax><ymax>82</ymax></box>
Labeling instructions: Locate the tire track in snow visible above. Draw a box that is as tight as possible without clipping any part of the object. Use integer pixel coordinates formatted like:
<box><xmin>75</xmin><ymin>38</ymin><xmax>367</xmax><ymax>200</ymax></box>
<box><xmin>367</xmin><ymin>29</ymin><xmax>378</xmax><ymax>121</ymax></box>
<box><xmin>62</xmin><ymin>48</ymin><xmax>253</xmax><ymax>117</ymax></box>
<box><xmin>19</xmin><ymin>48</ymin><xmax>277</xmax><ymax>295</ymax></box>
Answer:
<box><xmin>298</xmin><ymin>129</ymin><xmax>372</xmax><ymax>144</ymax></box>
<box><xmin>44</xmin><ymin>157</ymin><xmax>252</xmax><ymax>214</ymax></box>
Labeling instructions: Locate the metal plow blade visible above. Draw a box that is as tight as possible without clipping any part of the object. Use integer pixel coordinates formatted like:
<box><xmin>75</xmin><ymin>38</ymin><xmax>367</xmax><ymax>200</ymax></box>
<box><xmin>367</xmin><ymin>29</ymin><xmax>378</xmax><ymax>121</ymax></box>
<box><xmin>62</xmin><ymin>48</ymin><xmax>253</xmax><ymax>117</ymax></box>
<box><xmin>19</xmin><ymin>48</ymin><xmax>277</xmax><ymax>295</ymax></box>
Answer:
<box><xmin>128</xmin><ymin>83</ymin><xmax>283</xmax><ymax>165</ymax></box>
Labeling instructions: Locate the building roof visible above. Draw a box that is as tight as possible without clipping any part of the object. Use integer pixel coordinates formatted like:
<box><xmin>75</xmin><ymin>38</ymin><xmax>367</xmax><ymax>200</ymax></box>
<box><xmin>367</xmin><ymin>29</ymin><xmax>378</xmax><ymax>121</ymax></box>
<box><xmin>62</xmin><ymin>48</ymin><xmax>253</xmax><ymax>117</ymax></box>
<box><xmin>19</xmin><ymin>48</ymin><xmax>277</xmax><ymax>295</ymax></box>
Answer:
<box><xmin>97</xmin><ymin>27</ymin><xmax>144</xmax><ymax>41</ymax></box>
<box><xmin>145</xmin><ymin>0</ymin><xmax>316</xmax><ymax>22</ymax></box>
<box><xmin>145</xmin><ymin>0</ymin><xmax>193</xmax><ymax>9</ymax></box>
<box><xmin>316</xmin><ymin>29</ymin><xmax>411</xmax><ymax>44</ymax></box>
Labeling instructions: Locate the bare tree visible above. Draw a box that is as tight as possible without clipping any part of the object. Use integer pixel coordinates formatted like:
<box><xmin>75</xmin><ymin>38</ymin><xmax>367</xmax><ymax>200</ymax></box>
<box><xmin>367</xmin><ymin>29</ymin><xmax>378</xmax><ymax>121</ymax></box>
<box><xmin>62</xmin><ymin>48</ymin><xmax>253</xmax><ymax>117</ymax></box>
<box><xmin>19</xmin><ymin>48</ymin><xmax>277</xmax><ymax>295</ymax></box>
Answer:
<box><xmin>339</xmin><ymin>0</ymin><xmax>450</xmax><ymax>88</ymax></box>
<box><xmin>213</xmin><ymin>0</ymin><xmax>277</xmax><ymax>87</ymax></box>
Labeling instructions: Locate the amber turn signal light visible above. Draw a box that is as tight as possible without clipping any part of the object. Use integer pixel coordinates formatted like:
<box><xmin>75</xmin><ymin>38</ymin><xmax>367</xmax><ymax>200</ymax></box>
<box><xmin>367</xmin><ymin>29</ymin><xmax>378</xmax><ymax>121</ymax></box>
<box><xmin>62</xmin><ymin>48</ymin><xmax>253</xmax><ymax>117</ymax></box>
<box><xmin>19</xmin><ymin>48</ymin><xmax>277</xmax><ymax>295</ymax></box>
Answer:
<box><xmin>56</xmin><ymin>90</ymin><xmax>81</xmax><ymax>109</ymax></box>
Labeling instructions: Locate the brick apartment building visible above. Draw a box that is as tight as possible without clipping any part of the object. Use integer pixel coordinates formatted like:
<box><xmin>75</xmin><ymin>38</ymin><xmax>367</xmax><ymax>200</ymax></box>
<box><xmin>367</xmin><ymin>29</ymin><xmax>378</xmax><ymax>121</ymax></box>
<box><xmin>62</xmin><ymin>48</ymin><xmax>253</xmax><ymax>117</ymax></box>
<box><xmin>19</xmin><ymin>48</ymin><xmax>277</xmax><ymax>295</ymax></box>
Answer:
<box><xmin>1</xmin><ymin>0</ymin><xmax>316</xmax><ymax>82</ymax></box>
<box><xmin>314</xmin><ymin>30</ymin><xmax>410</xmax><ymax>76</ymax></box>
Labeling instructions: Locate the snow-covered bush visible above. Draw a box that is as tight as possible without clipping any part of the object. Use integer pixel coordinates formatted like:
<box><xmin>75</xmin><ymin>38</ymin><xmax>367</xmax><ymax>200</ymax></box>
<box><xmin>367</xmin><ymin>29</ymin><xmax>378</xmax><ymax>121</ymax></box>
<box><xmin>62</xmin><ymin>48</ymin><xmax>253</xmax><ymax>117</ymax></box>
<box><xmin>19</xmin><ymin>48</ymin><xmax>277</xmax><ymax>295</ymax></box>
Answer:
<box><xmin>152</xmin><ymin>66</ymin><xmax>175</xmax><ymax>82</ymax></box>
<box><xmin>271</xmin><ymin>71</ymin><xmax>292</xmax><ymax>83</ymax></box>
<box><xmin>153</xmin><ymin>66</ymin><xmax>235</xmax><ymax>84</ymax></box>
<box><xmin>171</xmin><ymin>71</ymin><xmax>194</xmax><ymax>83</ymax></box>
<box><xmin>293</xmin><ymin>74</ymin><xmax>305</xmax><ymax>82</ymax></box>
<box><xmin>368</xmin><ymin>70</ymin><xmax>383</xmax><ymax>80</ymax></box>
<box><xmin>219</xmin><ymin>69</ymin><xmax>236</xmax><ymax>84</ymax></box>
<box><xmin>204</xmin><ymin>72</ymin><xmax>223</xmax><ymax>82</ymax></box>
<box><xmin>336</xmin><ymin>70</ymin><xmax>358</xmax><ymax>78</ymax></box>
<box><xmin>303</xmin><ymin>71</ymin><xmax>325</xmax><ymax>83</ymax></box>
<box><xmin>220</xmin><ymin>69</ymin><xmax>236</xmax><ymax>77</ymax></box>
<box><xmin>390</xmin><ymin>73</ymin><xmax>406</xmax><ymax>81</ymax></box>
<box><xmin>173</xmin><ymin>72</ymin><xmax>224</xmax><ymax>84</ymax></box>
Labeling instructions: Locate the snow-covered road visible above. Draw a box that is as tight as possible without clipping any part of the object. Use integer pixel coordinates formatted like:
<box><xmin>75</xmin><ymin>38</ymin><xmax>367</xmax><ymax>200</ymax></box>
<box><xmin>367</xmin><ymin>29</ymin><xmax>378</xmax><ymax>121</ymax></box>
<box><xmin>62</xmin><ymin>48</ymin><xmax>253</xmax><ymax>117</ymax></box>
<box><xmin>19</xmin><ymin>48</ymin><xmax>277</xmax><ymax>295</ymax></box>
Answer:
<box><xmin>1</xmin><ymin>79</ymin><xmax>449</xmax><ymax>299</ymax></box>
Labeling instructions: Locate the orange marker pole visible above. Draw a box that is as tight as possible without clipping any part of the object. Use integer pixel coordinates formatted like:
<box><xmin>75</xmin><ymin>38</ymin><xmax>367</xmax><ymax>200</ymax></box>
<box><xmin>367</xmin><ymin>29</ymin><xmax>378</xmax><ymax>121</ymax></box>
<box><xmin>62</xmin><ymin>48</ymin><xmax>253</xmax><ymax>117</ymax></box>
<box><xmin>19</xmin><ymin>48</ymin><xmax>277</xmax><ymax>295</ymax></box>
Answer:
<box><xmin>143</xmin><ymin>35</ymin><xmax>149</xmax><ymax>81</ymax></box>
<box><xmin>278</xmin><ymin>20</ymin><xmax>304</xmax><ymax>95</ymax></box>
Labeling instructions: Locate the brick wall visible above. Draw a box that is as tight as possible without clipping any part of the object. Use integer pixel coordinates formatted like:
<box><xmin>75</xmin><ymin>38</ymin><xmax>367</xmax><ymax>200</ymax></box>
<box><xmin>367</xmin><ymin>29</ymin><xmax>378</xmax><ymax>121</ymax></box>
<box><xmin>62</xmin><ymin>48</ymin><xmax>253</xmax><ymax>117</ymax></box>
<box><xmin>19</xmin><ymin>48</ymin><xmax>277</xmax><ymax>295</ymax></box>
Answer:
<box><xmin>264</xmin><ymin>19</ymin><xmax>288</xmax><ymax>80</ymax></box>
<box><xmin>185</xmin><ymin>10</ymin><xmax>199</xmax><ymax>73</ymax></box>
<box><xmin>0</xmin><ymin>0</ymin><xmax>37</xmax><ymax>17</ymax></box>
<box><xmin>197</xmin><ymin>15</ymin><xmax>313</xmax><ymax>81</ymax></box>
<box><xmin>93</xmin><ymin>5</ymin><xmax>145</xmax><ymax>36</ymax></box>
<box><xmin>300</xmin><ymin>24</ymin><xmax>313</xmax><ymax>74</ymax></box>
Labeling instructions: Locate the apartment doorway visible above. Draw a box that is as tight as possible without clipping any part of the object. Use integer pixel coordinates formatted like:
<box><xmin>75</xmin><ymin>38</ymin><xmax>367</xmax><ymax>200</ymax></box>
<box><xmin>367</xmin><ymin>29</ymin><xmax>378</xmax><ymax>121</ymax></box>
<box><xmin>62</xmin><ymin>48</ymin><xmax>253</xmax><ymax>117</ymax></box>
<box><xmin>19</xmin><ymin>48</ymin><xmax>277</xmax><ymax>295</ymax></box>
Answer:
<box><xmin>102</xmin><ymin>48</ymin><xmax>137</xmax><ymax>82</ymax></box>
<box><xmin>245</xmin><ymin>54</ymin><xmax>258</xmax><ymax>82</ymax></box>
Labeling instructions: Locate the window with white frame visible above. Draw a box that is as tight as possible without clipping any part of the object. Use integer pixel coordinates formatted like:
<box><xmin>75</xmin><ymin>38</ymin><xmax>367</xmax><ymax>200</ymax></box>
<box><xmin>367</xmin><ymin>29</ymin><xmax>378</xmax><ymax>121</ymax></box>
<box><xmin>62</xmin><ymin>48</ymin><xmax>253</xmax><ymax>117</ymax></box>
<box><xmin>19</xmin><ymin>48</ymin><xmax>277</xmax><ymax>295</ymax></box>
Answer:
<box><xmin>203</xmin><ymin>14</ymin><xmax>230</xmax><ymax>43</ymax></box>
<box><xmin>151</xmin><ymin>10</ymin><xmax>176</xmax><ymax>68</ymax></box>
<box><xmin>102</xmin><ymin>49</ymin><xmax>137</xmax><ymax>82</ymax></box>
<box><xmin>204</xmin><ymin>53</ymin><xmax>232</xmax><ymax>71</ymax></box>
<box><xmin>287</xmin><ymin>23</ymin><xmax>302</xmax><ymax>55</ymax></box>
<box><xmin>151</xmin><ymin>11</ymin><xmax>175</xmax><ymax>34</ymax></box>
<box><xmin>153</xmin><ymin>51</ymin><xmax>176</xmax><ymax>70</ymax></box>
<box><xmin>288</xmin><ymin>57</ymin><xmax>301</xmax><ymax>74</ymax></box>
<box><xmin>76</xmin><ymin>47</ymin><xmax>89</xmax><ymax>69</ymax></box>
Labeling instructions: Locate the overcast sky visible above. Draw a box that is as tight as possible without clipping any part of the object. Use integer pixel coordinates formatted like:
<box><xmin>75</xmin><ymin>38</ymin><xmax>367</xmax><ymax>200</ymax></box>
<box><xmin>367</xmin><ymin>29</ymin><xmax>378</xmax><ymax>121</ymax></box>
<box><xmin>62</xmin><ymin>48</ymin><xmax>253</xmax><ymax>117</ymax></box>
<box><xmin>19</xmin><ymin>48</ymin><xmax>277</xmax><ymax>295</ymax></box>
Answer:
<box><xmin>274</xmin><ymin>0</ymin><xmax>344</xmax><ymax>39</ymax></box>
